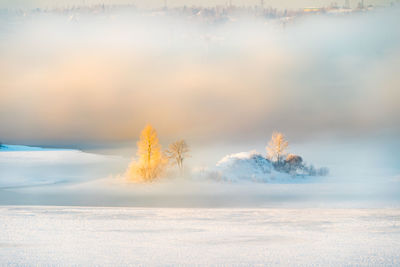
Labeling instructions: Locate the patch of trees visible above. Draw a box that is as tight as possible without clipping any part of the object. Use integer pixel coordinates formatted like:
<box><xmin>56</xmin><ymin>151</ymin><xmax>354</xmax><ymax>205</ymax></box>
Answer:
<box><xmin>125</xmin><ymin>126</ymin><xmax>328</xmax><ymax>183</ymax></box>
<box><xmin>125</xmin><ymin>125</ymin><xmax>190</xmax><ymax>182</ymax></box>
<box><xmin>266</xmin><ymin>132</ymin><xmax>329</xmax><ymax>176</ymax></box>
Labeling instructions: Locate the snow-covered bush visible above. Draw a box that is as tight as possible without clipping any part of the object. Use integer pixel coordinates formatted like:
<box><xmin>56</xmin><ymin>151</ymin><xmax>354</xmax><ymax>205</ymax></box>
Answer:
<box><xmin>271</xmin><ymin>154</ymin><xmax>329</xmax><ymax>177</ymax></box>
<box><xmin>277</xmin><ymin>154</ymin><xmax>304</xmax><ymax>175</ymax></box>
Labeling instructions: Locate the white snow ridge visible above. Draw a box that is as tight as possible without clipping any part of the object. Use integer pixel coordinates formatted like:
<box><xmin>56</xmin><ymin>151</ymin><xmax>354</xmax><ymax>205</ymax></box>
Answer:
<box><xmin>215</xmin><ymin>151</ymin><xmax>284</xmax><ymax>182</ymax></box>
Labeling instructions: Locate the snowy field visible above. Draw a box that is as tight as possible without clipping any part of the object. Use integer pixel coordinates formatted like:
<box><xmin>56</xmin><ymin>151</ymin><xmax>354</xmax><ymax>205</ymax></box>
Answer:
<box><xmin>1</xmin><ymin>145</ymin><xmax>400</xmax><ymax>265</ymax></box>
<box><xmin>1</xmin><ymin>206</ymin><xmax>399</xmax><ymax>266</ymax></box>
<box><xmin>1</xmin><ymin>144</ymin><xmax>399</xmax><ymax>208</ymax></box>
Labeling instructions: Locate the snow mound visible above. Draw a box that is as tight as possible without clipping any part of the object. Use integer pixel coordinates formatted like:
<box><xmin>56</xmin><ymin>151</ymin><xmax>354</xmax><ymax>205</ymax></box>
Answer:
<box><xmin>214</xmin><ymin>151</ymin><xmax>274</xmax><ymax>182</ymax></box>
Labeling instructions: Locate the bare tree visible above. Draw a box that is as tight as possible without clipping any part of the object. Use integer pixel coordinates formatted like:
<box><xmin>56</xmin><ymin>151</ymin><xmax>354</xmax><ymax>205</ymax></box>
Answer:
<box><xmin>266</xmin><ymin>131</ymin><xmax>289</xmax><ymax>164</ymax></box>
<box><xmin>166</xmin><ymin>139</ymin><xmax>190</xmax><ymax>174</ymax></box>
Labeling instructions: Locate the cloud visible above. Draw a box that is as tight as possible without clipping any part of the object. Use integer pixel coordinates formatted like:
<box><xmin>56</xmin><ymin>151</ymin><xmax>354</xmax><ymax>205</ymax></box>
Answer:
<box><xmin>0</xmin><ymin>8</ymin><xmax>399</xmax><ymax>147</ymax></box>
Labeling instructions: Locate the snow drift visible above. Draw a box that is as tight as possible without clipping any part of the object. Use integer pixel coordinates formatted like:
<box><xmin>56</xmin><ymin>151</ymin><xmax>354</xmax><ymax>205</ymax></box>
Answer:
<box><xmin>0</xmin><ymin>145</ymin><xmax>125</xmax><ymax>188</ymax></box>
<box><xmin>213</xmin><ymin>151</ymin><xmax>275</xmax><ymax>182</ymax></box>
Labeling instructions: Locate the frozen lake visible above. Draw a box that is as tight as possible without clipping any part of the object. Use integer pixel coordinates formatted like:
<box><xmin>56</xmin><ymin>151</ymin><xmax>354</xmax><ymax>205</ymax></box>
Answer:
<box><xmin>1</xmin><ymin>206</ymin><xmax>399</xmax><ymax>266</ymax></box>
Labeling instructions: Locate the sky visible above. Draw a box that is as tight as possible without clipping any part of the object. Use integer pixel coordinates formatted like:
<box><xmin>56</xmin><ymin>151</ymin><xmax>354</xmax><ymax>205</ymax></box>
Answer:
<box><xmin>0</xmin><ymin>5</ymin><xmax>399</xmax><ymax>150</ymax></box>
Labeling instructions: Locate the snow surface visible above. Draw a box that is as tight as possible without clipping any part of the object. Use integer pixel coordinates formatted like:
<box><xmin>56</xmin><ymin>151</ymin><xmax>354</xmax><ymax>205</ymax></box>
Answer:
<box><xmin>0</xmin><ymin>146</ymin><xmax>311</xmax><ymax>191</ymax></box>
<box><xmin>1</xmin><ymin>145</ymin><xmax>399</xmax><ymax>265</ymax></box>
<box><xmin>0</xmin><ymin>206</ymin><xmax>399</xmax><ymax>266</ymax></box>
<box><xmin>0</xmin><ymin>145</ymin><xmax>126</xmax><ymax>189</ymax></box>
<box><xmin>0</xmin><ymin>144</ymin><xmax>71</xmax><ymax>151</ymax></box>
<box><xmin>0</xmin><ymin>145</ymin><xmax>399</xmax><ymax>207</ymax></box>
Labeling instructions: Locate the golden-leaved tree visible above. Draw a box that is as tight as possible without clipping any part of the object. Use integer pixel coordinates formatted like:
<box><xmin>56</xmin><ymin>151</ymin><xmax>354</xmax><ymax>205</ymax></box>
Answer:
<box><xmin>266</xmin><ymin>131</ymin><xmax>289</xmax><ymax>163</ymax></box>
<box><xmin>126</xmin><ymin>124</ymin><xmax>167</xmax><ymax>182</ymax></box>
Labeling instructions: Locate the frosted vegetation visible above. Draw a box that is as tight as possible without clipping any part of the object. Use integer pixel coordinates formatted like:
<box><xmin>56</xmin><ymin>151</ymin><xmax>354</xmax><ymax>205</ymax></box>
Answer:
<box><xmin>122</xmin><ymin>125</ymin><xmax>328</xmax><ymax>183</ymax></box>
<box><xmin>208</xmin><ymin>151</ymin><xmax>328</xmax><ymax>183</ymax></box>
<box><xmin>207</xmin><ymin>132</ymin><xmax>329</xmax><ymax>183</ymax></box>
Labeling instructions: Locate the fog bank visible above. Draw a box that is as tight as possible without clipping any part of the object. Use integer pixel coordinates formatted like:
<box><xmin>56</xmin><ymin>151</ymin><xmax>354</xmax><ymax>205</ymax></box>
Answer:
<box><xmin>0</xmin><ymin>8</ymin><xmax>399</xmax><ymax>147</ymax></box>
